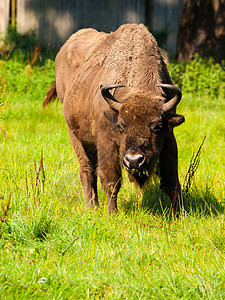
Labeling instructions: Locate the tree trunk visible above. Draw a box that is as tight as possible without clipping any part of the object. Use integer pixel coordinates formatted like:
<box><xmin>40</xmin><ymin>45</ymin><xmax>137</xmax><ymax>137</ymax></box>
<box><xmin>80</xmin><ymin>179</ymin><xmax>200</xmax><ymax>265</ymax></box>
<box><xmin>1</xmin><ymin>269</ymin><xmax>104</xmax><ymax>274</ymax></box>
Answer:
<box><xmin>177</xmin><ymin>0</ymin><xmax>225</xmax><ymax>62</ymax></box>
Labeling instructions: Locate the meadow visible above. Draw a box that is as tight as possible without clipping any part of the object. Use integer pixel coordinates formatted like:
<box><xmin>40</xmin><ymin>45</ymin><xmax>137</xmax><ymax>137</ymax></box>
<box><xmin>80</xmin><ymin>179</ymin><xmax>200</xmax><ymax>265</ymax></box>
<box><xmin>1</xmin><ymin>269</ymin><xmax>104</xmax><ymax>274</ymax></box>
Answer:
<box><xmin>0</xmin><ymin>44</ymin><xmax>225</xmax><ymax>299</ymax></box>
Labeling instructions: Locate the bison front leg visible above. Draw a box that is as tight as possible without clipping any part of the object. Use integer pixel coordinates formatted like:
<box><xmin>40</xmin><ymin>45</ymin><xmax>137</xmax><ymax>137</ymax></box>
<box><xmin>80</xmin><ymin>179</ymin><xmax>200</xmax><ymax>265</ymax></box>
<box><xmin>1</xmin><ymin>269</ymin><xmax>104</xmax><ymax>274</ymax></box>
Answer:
<box><xmin>98</xmin><ymin>143</ymin><xmax>122</xmax><ymax>214</ymax></box>
<box><xmin>159</xmin><ymin>133</ymin><xmax>183</xmax><ymax>215</ymax></box>
<box><xmin>68</xmin><ymin>130</ymin><xmax>99</xmax><ymax>209</ymax></box>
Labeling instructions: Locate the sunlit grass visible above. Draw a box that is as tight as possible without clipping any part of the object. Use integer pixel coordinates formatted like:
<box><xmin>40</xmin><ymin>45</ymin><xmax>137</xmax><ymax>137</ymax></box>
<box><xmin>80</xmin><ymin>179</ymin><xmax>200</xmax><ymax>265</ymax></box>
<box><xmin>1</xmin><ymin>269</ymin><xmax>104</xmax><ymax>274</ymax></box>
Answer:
<box><xmin>0</xmin><ymin>57</ymin><xmax>224</xmax><ymax>298</ymax></box>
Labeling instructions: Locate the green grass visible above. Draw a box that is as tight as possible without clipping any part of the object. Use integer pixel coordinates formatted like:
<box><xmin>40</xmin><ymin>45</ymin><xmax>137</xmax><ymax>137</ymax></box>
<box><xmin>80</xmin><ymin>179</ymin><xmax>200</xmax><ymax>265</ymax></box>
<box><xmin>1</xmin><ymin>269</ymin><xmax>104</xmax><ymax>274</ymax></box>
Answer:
<box><xmin>0</xmin><ymin>55</ymin><xmax>225</xmax><ymax>299</ymax></box>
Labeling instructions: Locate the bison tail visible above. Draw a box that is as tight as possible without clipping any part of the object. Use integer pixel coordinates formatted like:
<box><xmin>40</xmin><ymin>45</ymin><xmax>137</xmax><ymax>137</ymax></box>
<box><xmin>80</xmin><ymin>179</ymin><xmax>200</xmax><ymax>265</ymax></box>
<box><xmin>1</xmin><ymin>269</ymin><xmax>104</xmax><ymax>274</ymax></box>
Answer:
<box><xmin>43</xmin><ymin>81</ymin><xmax>57</xmax><ymax>109</ymax></box>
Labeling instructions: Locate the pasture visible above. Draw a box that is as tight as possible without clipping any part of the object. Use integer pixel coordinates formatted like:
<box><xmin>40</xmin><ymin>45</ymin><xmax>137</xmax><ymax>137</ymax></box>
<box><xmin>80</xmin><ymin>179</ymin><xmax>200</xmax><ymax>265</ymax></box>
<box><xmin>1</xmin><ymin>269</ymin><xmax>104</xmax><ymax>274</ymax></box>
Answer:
<box><xmin>0</xmin><ymin>49</ymin><xmax>225</xmax><ymax>299</ymax></box>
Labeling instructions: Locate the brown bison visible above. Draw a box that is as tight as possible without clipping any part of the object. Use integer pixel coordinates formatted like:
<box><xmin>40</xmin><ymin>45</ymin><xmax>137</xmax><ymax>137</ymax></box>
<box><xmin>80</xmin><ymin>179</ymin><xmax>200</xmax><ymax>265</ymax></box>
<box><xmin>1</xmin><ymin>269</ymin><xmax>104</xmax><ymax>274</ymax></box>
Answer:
<box><xmin>43</xmin><ymin>24</ymin><xmax>185</xmax><ymax>214</ymax></box>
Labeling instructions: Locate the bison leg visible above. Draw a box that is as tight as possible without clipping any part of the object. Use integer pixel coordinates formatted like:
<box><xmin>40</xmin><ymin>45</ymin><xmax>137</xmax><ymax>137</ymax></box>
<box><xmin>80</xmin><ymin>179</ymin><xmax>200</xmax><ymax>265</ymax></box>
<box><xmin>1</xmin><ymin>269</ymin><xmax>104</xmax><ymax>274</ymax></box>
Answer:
<box><xmin>159</xmin><ymin>133</ymin><xmax>183</xmax><ymax>215</ymax></box>
<box><xmin>68</xmin><ymin>130</ymin><xmax>99</xmax><ymax>209</ymax></box>
<box><xmin>98</xmin><ymin>143</ymin><xmax>122</xmax><ymax>214</ymax></box>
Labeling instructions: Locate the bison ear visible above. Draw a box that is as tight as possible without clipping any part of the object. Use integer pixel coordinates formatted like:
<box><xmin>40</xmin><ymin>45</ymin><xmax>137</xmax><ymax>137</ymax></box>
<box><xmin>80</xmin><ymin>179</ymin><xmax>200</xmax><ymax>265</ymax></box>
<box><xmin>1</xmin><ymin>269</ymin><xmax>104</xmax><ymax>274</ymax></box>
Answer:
<box><xmin>103</xmin><ymin>109</ymin><xmax>118</xmax><ymax>125</ymax></box>
<box><xmin>167</xmin><ymin>113</ymin><xmax>185</xmax><ymax>129</ymax></box>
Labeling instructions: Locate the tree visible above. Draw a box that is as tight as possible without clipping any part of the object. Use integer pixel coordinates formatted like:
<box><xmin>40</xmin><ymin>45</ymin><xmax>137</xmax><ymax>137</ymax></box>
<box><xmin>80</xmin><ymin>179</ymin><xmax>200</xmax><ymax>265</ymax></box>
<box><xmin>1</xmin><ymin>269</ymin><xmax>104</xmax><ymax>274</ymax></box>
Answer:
<box><xmin>177</xmin><ymin>0</ymin><xmax>225</xmax><ymax>62</ymax></box>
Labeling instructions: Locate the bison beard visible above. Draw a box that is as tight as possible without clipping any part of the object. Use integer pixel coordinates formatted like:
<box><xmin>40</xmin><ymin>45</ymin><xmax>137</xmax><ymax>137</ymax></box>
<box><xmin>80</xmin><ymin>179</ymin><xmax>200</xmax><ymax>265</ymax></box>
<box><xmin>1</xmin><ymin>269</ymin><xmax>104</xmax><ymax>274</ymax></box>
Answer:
<box><xmin>128</xmin><ymin>169</ymin><xmax>153</xmax><ymax>188</ymax></box>
<box><xmin>43</xmin><ymin>24</ymin><xmax>185</xmax><ymax>215</ymax></box>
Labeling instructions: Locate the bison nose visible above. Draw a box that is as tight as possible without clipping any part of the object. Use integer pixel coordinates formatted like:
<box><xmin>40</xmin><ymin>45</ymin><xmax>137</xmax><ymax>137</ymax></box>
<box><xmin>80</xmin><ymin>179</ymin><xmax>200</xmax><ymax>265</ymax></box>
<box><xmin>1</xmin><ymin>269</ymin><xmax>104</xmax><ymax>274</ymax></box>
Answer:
<box><xmin>124</xmin><ymin>153</ymin><xmax>145</xmax><ymax>169</ymax></box>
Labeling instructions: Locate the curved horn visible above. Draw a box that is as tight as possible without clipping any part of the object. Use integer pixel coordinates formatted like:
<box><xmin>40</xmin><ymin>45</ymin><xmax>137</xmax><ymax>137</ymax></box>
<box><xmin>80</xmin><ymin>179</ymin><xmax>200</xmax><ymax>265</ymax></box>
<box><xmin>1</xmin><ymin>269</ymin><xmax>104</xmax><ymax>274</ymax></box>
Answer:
<box><xmin>101</xmin><ymin>84</ymin><xmax>125</xmax><ymax>112</ymax></box>
<box><xmin>157</xmin><ymin>84</ymin><xmax>182</xmax><ymax>112</ymax></box>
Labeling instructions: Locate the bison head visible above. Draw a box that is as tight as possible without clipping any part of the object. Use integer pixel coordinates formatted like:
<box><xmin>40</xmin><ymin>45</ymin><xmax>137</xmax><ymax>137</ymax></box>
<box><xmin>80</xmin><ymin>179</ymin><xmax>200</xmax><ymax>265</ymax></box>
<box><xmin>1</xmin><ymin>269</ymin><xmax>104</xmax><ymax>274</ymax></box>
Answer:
<box><xmin>101</xmin><ymin>84</ymin><xmax>184</xmax><ymax>187</ymax></box>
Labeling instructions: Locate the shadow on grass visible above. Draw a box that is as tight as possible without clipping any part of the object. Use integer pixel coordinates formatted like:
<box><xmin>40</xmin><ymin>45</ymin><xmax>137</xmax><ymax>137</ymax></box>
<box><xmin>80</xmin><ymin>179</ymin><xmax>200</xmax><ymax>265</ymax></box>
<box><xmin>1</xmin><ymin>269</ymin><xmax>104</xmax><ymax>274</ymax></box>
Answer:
<box><xmin>121</xmin><ymin>184</ymin><xmax>224</xmax><ymax>218</ymax></box>
<box><xmin>183</xmin><ymin>187</ymin><xmax>224</xmax><ymax>217</ymax></box>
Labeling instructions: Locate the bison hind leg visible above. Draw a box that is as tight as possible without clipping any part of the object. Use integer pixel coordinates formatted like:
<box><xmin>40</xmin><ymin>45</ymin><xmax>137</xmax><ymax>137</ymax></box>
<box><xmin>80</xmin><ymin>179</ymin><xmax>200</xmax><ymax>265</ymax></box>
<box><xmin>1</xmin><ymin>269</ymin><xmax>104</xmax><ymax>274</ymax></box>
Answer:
<box><xmin>68</xmin><ymin>130</ymin><xmax>99</xmax><ymax>209</ymax></box>
<box><xmin>80</xmin><ymin>164</ymin><xmax>99</xmax><ymax>209</ymax></box>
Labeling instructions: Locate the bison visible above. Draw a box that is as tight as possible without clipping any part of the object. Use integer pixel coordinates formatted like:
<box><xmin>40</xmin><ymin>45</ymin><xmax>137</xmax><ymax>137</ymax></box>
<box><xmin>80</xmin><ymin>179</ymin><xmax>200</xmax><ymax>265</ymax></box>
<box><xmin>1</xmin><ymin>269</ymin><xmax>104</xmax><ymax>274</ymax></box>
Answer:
<box><xmin>43</xmin><ymin>24</ymin><xmax>185</xmax><ymax>214</ymax></box>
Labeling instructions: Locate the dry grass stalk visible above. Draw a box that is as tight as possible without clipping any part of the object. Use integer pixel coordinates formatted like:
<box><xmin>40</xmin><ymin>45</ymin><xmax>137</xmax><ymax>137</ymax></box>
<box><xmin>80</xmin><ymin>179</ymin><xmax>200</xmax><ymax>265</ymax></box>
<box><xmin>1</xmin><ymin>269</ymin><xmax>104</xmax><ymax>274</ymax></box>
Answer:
<box><xmin>0</xmin><ymin>39</ymin><xmax>14</xmax><ymax>60</ymax></box>
<box><xmin>0</xmin><ymin>192</ymin><xmax>11</xmax><ymax>237</ymax></box>
<box><xmin>27</xmin><ymin>44</ymin><xmax>41</xmax><ymax>67</ymax></box>
<box><xmin>183</xmin><ymin>136</ymin><xmax>206</xmax><ymax>196</ymax></box>
<box><xmin>25</xmin><ymin>150</ymin><xmax>45</xmax><ymax>201</ymax></box>
<box><xmin>0</xmin><ymin>192</ymin><xmax>11</xmax><ymax>223</ymax></box>
<box><xmin>0</xmin><ymin>78</ymin><xmax>9</xmax><ymax>137</ymax></box>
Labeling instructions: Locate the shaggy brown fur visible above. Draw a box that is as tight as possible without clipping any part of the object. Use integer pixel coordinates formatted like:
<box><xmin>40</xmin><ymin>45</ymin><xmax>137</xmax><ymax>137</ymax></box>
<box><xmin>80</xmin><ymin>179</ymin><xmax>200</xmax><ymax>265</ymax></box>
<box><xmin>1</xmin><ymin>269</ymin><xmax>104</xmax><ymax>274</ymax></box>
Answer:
<box><xmin>44</xmin><ymin>24</ymin><xmax>185</xmax><ymax>214</ymax></box>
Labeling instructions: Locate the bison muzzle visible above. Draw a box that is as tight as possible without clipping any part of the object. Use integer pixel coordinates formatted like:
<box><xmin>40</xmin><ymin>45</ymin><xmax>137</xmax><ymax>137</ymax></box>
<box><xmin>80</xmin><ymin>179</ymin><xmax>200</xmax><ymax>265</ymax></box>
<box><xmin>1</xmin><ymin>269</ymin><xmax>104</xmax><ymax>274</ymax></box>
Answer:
<box><xmin>43</xmin><ymin>24</ymin><xmax>185</xmax><ymax>214</ymax></box>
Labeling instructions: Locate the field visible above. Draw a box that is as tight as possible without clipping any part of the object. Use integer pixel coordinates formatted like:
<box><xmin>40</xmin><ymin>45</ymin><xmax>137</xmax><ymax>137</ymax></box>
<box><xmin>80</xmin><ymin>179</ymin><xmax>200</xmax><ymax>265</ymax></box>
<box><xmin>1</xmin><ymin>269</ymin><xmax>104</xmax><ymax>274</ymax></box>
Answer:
<box><xmin>0</xmin><ymin>48</ymin><xmax>225</xmax><ymax>299</ymax></box>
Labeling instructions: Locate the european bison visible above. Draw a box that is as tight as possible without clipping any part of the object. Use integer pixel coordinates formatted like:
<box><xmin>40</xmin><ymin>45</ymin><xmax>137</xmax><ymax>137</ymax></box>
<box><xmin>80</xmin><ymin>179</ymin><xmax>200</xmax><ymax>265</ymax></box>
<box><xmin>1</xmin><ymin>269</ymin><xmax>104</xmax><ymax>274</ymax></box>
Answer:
<box><xmin>43</xmin><ymin>24</ymin><xmax>185</xmax><ymax>214</ymax></box>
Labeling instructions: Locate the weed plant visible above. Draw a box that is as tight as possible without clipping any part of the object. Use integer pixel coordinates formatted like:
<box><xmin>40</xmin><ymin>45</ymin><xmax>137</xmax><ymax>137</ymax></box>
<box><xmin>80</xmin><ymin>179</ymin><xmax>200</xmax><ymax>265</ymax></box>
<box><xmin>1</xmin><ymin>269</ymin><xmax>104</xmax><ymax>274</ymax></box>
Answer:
<box><xmin>0</xmin><ymin>26</ymin><xmax>56</xmax><ymax>63</ymax></box>
<box><xmin>169</xmin><ymin>53</ymin><xmax>225</xmax><ymax>99</ymax></box>
<box><xmin>0</xmin><ymin>48</ymin><xmax>224</xmax><ymax>298</ymax></box>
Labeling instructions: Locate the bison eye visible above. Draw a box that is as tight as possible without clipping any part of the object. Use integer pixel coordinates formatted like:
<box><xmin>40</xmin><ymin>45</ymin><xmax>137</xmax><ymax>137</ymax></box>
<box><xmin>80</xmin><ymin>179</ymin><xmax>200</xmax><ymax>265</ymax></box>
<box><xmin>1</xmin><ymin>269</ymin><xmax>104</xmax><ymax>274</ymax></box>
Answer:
<box><xmin>150</xmin><ymin>123</ymin><xmax>162</xmax><ymax>135</ymax></box>
<box><xmin>139</xmin><ymin>138</ymin><xmax>148</xmax><ymax>148</ymax></box>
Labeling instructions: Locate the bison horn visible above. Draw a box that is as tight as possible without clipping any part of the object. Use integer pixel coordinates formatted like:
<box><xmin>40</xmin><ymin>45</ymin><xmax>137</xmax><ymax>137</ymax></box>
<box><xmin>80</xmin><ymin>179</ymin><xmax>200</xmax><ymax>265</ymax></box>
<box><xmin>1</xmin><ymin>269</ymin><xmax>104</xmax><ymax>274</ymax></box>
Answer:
<box><xmin>157</xmin><ymin>84</ymin><xmax>182</xmax><ymax>112</ymax></box>
<box><xmin>101</xmin><ymin>84</ymin><xmax>124</xmax><ymax>112</ymax></box>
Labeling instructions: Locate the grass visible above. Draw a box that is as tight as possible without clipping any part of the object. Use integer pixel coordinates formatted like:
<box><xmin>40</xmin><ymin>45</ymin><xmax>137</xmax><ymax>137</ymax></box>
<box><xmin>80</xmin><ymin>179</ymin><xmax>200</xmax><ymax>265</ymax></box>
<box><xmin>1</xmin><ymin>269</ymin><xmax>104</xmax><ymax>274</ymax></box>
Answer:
<box><xmin>0</xmin><ymin>51</ymin><xmax>225</xmax><ymax>298</ymax></box>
